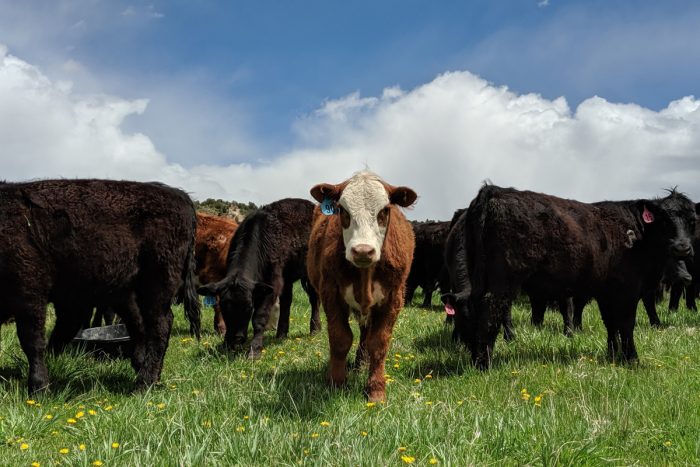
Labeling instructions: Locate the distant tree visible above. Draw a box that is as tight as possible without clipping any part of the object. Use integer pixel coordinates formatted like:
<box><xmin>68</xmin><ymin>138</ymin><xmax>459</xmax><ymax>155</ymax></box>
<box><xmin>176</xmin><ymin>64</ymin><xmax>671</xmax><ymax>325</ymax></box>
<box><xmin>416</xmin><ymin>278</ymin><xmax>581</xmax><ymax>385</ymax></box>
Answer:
<box><xmin>194</xmin><ymin>198</ymin><xmax>258</xmax><ymax>220</ymax></box>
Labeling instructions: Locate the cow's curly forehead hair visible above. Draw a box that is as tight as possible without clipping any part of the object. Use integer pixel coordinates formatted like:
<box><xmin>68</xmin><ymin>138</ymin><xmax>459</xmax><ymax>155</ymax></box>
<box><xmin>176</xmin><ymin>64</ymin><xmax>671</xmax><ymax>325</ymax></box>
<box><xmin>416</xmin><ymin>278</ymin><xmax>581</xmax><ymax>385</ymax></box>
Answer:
<box><xmin>338</xmin><ymin>171</ymin><xmax>390</xmax><ymax>215</ymax></box>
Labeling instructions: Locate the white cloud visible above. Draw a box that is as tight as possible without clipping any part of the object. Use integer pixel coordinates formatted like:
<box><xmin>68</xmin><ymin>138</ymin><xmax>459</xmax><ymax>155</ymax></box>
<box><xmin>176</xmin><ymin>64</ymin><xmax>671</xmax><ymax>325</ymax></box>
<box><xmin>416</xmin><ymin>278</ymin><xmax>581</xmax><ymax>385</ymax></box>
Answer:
<box><xmin>1</xmin><ymin>47</ymin><xmax>698</xmax><ymax>221</ymax></box>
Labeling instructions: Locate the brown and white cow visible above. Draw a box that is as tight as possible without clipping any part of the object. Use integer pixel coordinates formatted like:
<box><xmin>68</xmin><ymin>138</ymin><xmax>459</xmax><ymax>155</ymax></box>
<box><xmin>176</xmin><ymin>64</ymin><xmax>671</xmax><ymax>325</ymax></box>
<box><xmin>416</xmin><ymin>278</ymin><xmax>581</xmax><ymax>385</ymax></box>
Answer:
<box><xmin>195</xmin><ymin>212</ymin><xmax>239</xmax><ymax>335</ymax></box>
<box><xmin>307</xmin><ymin>171</ymin><xmax>417</xmax><ymax>402</ymax></box>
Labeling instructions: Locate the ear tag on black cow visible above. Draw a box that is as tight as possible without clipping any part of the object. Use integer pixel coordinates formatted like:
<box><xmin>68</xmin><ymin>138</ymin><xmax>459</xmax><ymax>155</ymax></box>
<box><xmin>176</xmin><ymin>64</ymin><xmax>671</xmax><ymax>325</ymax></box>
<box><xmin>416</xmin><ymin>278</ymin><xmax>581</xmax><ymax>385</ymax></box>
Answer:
<box><xmin>642</xmin><ymin>206</ymin><xmax>655</xmax><ymax>224</ymax></box>
<box><xmin>321</xmin><ymin>196</ymin><xmax>337</xmax><ymax>216</ymax></box>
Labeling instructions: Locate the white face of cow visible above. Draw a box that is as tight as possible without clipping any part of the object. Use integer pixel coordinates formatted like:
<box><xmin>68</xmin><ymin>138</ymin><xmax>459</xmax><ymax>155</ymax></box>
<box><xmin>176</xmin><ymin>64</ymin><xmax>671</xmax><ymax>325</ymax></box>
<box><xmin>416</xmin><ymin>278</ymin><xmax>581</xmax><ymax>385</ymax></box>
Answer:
<box><xmin>310</xmin><ymin>170</ymin><xmax>418</xmax><ymax>269</ymax></box>
<box><xmin>338</xmin><ymin>174</ymin><xmax>390</xmax><ymax>267</ymax></box>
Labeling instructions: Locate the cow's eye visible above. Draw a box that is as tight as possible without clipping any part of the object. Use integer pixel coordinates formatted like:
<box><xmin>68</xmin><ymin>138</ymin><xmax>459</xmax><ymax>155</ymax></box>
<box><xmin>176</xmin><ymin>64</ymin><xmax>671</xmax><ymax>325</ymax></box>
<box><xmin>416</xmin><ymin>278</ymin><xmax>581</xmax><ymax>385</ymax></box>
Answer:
<box><xmin>377</xmin><ymin>207</ymin><xmax>390</xmax><ymax>226</ymax></box>
<box><xmin>338</xmin><ymin>205</ymin><xmax>351</xmax><ymax>228</ymax></box>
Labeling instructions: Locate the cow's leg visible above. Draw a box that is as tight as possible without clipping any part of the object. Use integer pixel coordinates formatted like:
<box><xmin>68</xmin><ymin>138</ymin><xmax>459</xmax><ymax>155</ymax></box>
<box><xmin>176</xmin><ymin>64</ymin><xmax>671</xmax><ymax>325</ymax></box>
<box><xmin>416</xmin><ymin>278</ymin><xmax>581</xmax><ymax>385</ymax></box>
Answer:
<box><xmin>14</xmin><ymin>305</ymin><xmax>49</xmax><ymax>394</ymax></box>
<box><xmin>530</xmin><ymin>294</ymin><xmax>546</xmax><ymax>327</ymax></box>
<box><xmin>213</xmin><ymin>297</ymin><xmax>226</xmax><ymax>336</ymax></box>
<box><xmin>421</xmin><ymin>283</ymin><xmax>434</xmax><ymax>308</ymax></box>
<box><xmin>304</xmin><ymin>281</ymin><xmax>322</xmax><ymax>334</ymax></box>
<box><xmin>558</xmin><ymin>297</ymin><xmax>574</xmax><ymax>337</ymax></box>
<box><xmin>597</xmin><ymin>298</ymin><xmax>621</xmax><ymax>361</ymax></box>
<box><xmin>686</xmin><ymin>284</ymin><xmax>697</xmax><ymax>311</ymax></box>
<box><xmin>404</xmin><ymin>283</ymin><xmax>417</xmax><ymax>307</ymax></box>
<box><xmin>248</xmin><ymin>293</ymin><xmax>277</xmax><ymax>359</ymax></box>
<box><xmin>618</xmin><ymin>304</ymin><xmax>638</xmax><ymax>362</ymax></box>
<box><xmin>363</xmin><ymin>305</ymin><xmax>398</xmax><ymax>402</ymax></box>
<box><xmin>669</xmin><ymin>283</ymin><xmax>682</xmax><ymax>312</ymax></box>
<box><xmin>118</xmin><ymin>293</ymin><xmax>146</xmax><ymax>375</ymax></box>
<box><xmin>641</xmin><ymin>291</ymin><xmax>661</xmax><ymax>327</ymax></box>
<box><xmin>353</xmin><ymin>324</ymin><xmax>368</xmax><ymax>369</ymax></box>
<box><xmin>472</xmin><ymin>294</ymin><xmax>509</xmax><ymax>370</ymax></box>
<box><xmin>325</xmin><ymin>298</ymin><xmax>352</xmax><ymax>387</ymax></box>
<box><xmin>572</xmin><ymin>297</ymin><xmax>586</xmax><ymax>331</ymax></box>
<box><xmin>136</xmin><ymin>303</ymin><xmax>174</xmax><ymax>389</ymax></box>
<box><xmin>502</xmin><ymin>306</ymin><xmax>516</xmax><ymax>341</ymax></box>
<box><xmin>275</xmin><ymin>281</ymin><xmax>293</xmax><ymax>339</ymax></box>
<box><xmin>49</xmin><ymin>304</ymin><xmax>91</xmax><ymax>354</ymax></box>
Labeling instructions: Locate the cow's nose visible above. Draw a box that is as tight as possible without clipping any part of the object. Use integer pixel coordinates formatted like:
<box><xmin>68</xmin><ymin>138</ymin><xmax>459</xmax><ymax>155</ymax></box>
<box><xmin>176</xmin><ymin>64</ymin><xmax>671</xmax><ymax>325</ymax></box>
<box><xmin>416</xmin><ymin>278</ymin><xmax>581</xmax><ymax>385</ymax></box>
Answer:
<box><xmin>672</xmin><ymin>241</ymin><xmax>692</xmax><ymax>258</ymax></box>
<box><xmin>351</xmin><ymin>244</ymin><xmax>376</xmax><ymax>262</ymax></box>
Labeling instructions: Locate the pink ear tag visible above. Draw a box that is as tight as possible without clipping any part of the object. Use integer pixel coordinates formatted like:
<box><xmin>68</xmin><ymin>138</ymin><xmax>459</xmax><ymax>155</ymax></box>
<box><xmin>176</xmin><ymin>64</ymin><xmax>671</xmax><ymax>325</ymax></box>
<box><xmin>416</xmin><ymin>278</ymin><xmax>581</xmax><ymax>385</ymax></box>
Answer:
<box><xmin>445</xmin><ymin>303</ymin><xmax>456</xmax><ymax>316</ymax></box>
<box><xmin>642</xmin><ymin>206</ymin><xmax>655</xmax><ymax>224</ymax></box>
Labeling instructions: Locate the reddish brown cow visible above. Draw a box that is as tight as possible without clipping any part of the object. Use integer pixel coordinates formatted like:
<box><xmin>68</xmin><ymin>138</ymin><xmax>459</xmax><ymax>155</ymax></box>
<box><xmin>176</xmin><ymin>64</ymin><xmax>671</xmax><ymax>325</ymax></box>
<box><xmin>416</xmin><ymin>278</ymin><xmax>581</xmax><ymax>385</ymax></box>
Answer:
<box><xmin>195</xmin><ymin>212</ymin><xmax>239</xmax><ymax>335</ymax></box>
<box><xmin>307</xmin><ymin>171</ymin><xmax>417</xmax><ymax>402</ymax></box>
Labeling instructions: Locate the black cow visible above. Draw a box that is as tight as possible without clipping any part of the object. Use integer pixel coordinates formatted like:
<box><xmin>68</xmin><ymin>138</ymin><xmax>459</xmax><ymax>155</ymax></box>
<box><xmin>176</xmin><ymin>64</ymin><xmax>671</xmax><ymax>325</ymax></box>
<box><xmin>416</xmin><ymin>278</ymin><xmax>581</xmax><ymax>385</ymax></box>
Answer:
<box><xmin>668</xmin><ymin>203</ymin><xmax>700</xmax><ymax>312</ymax></box>
<box><xmin>198</xmin><ymin>198</ymin><xmax>321</xmax><ymax>358</ymax></box>
<box><xmin>405</xmin><ymin>221</ymin><xmax>451</xmax><ymax>308</ymax></box>
<box><xmin>442</xmin><ymin>208</ymin><xmax>516</xmax><ymax>342</ymax></box>
<box><xmin>0</xmin><ymin>179</ymin><xmax>200</xmax><ymax>394</ymax></box>
<box><xmin>447</xmin><ymin>184</ymin><xmax>695</xmax><ymax>369</ymax></box>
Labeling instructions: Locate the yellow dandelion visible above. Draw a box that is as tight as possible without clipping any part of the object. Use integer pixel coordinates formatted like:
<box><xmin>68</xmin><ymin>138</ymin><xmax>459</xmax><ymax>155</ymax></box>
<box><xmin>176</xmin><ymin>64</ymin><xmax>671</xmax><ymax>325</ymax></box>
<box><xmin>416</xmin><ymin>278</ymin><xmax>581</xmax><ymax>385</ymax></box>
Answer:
<box><xmin>111</xmin><ymin>442</ymin><xmax>120</xmax><ymax>449</ymax></box>
<box><xmin>398</xmin><ymin>447</ymin><xmax>407</xmax><ymax>452</ymax></box>
<box><xmin>156</xmin><ymin>403</ymin><xmax>166</xmax><ymax>409</ymax></box>
<box><xmin>92</xmin><ymin>461</ymin><xmax>103</xmax><ymax>466</ymax></box>
<box><xmin>44</xmin><ymin>414</ymin><xmax>54</xmax><ymax>420</ymax></box>
<box><xmin>414</xmin><ymin>378</ymin><xmax>422</xmax><ymax>383</ymax></box>
<box><xmin>59</xmin><ymin>448</ymin><xmax>69</xmax><ymax>454</ymax></box>
<box><xmin>277</xmin><ymin>351</ymin><xmax>285</xmax><ymax>356</ymax></box>
<box><xmin>425</xmin><ymin>401</ymin><xmax>433</xmax><ymax>406</ymax></box>
<box><xmin>26</xmin><ymin>400</ymin><xmax>36</xmax><ymax>406</ymax></box>
<box><xmin>67</xmin><ymin>418</ymin><xmax>77</xmax><ymax>424</ymax></box>
<box><xmin>105</xmin><ymin>405</ymin><xmax>113</xmax><ymax>411</ymax></box>
<box><xmin>236</xmin><ymin>426</ymin><xmax>245</xmax><ymax>433</ymax></box>
<box><xmin>457</xmin><ymin>400</ymin><xmax>464</xmax><ymax>405</ymax></box>
<box><xmin>243</xmin><ymin>415</ymin><xmax>249</xmax><ymax>420</ymax></box>
<box><xmin>202</xmin><ymin>420</ymin><xmax>212</xmax><ymax>428</ymax></box>
<box><xmin>361</xmin><ymin>431</ymin><xmax>368</xmax><ymax>436</ymax></box>
<box><xmin>534</xmin><ymin>395</ymin><xmax>543</xmax><ymax>407</ymax></box>
<box><xmin>366</xmin><ymin>402</ymin><xmax>376</xmax><ymax>408</ymax></box>
<box><xmin>88</xmin><ymin>410</ymin><xmax>97</xmax><ymax>416</ymax></box>
<box><xmin>192</xmin><ymin>390</ymin><xmax>201</xmax><ymax>396</ymax></box>
<box><xmin>393</xmin><ymin>363</ymin><xmax>400</xmax><ymax>369</ymax></box>
<box><xmin>31</xmin><ymin>462</ymin><xmax>40</xmax><ymax>467</ymax></box>
<box><xmin>310</xmin><ymin>433</ymin><xmax>319</xmax><ymax>439</ymax></box>
<box><xmin>51</xmin><ymin>431</ymin><xmax>59</xmax><ymax>436</ymax></box>
<box><xmin>79</xmin><ymin>444</ymin><xmax>86</xmax><ymax>451</ymax></box>
<box><xmin>75</xmin><ymin>411</ymin><xmax>85</xmax><ymax>418</ymax></box>
<box><xmin>320</xmin><ymin>421</ymin><xmax>330</xmax><ymax>427</ymax></box>
<box><xmin>664</xmin><ymin>440</ymin><xmax>672</xmax><ymax>447</ymax></box>
<box><xmin>303</xmin><ymin>448</ymin><xmax>309</xmax><ymax>455</ymax></box>
<box><xmin>429</xmin><ymin>459</ymin><xmax>439</xmax><ymax>465</ymax></box>
<box><xmin>401</xmin><ymin>455</ymin><xmax>416</xmax><ymax>464</ymax></box>
<box><xmin>425</xmin><ymin>374</ymin><xmax>433</xmax><ymax>379</ymax></box>
<box><xmin>20</xmin><ymin>443</ymin><xmax>29</xmax><ymax>451</ymax></box>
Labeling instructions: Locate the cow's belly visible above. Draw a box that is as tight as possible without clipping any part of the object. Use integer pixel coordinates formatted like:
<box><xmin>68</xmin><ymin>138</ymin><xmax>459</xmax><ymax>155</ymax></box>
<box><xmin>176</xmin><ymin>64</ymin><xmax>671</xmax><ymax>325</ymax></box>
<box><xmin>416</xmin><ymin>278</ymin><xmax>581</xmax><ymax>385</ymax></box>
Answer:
<box><xmin>344</xmin><ymin>282</ymin><xmax>386</xmax><ymax>326</ymax></box>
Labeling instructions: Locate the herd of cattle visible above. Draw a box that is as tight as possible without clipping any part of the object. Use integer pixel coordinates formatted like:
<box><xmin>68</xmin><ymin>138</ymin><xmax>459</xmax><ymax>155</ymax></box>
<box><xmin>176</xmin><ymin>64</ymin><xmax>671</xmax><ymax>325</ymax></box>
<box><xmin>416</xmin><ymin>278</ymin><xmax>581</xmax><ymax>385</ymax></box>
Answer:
<box><xmin>0</xmin><ymin>172</ymin><xmax>697</xmax><ymax>402</ymax></box>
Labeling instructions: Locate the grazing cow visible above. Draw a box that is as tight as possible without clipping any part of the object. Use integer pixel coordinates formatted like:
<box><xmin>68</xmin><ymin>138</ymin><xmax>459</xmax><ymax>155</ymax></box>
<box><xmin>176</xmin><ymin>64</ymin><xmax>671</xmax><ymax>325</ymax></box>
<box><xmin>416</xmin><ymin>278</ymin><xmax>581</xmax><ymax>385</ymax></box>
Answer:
<box><xmin>405</xmin><ymin>220</ymin><xmax>451</xmax><ymax>308</ymax></box>
<box><xmin>198</xmin><ymin>198</ymin><xmax>320</xmax><ymax>358</ymax></box>
<box><xmin>449</xmin><ymin>184</ymin><xmax>695</xmax><ymax>369</ymax></box>
<box><xmin>442</xmin><ymin>208</ymin><xmax>516</xmax><ymax>341</ymax></box>
<box><xmin>195</xmin><ymin>211</ymin><xmax>239</xmax><ymax>335</ymax></box>
<box><xmin>307</xmin><ymin>171</ymin><xmax>417</xmax><ymax>402</ymax></box>
<box><xmin>0</xmin><ymin>179</ymin><xmax>200</xmax><ymax>394</ymax></box>
<box><xmin>668</xmin><ymin>203</ymin><xmax>700</xmax><ymax>312</ymax></box>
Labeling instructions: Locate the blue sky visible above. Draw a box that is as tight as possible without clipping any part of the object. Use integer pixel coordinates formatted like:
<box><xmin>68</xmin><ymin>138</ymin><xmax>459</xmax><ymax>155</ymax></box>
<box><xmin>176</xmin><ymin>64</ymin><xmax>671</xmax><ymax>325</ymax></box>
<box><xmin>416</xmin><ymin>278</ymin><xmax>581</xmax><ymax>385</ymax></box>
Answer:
<box><xmin>0</xmin><ymin>0</ymin><xmax>699</xmax><ymax>218</ymax></box>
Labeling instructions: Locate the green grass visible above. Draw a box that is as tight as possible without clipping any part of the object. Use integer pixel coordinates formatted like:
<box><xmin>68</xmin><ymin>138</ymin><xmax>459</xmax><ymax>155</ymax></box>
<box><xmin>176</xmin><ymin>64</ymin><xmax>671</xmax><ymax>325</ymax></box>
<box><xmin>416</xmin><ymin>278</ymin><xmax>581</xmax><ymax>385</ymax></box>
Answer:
<box><xmin>1</xmin><ymin>287</ymin><xmax>699</xmax><ymax>466</ymax></box>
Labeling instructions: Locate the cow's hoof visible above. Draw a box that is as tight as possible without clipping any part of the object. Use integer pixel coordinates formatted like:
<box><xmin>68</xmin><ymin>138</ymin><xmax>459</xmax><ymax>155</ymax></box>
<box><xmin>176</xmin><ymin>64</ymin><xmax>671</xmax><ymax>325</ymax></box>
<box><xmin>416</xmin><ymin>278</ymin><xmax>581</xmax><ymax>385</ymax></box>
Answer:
<box><xmin>246</xmin><ymin>349</ymin><xmax>262</xmax><ymax>360</ymax></box>
<box><xmin>365</xmin><ymin>390</ymin><xmax>385</xmax><ymax>403</ymax></box>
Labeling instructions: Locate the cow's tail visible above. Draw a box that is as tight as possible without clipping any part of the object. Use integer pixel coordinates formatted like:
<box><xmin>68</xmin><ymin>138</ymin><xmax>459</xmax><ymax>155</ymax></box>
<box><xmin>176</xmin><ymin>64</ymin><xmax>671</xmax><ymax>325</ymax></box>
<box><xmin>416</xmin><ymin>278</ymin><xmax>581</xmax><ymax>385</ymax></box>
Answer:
<box><xmin>465</xmin><ymin>184</ymin><xmax>495</xmax><ymax>298</ymax></box>
<box><xmin>183</xmin><ymin>211</ymin><xmax>202</xmax><ymax>340</ymax></box>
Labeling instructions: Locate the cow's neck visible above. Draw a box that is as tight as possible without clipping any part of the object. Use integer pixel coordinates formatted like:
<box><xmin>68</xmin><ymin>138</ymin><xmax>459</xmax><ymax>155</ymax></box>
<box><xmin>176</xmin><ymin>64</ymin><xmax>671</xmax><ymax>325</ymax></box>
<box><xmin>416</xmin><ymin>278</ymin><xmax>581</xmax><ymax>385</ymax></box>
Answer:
<box><xmin>359</xmin><ymin>266</ymin><xmax>375</xmax><ymax>316</ymax></box>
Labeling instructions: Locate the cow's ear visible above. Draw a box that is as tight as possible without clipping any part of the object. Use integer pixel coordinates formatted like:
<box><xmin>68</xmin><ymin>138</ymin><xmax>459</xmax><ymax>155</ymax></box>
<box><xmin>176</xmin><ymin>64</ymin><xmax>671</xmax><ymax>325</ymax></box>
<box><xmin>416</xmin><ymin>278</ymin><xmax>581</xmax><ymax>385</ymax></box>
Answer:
<box><xmin>310</xmin><ymin>183</ymin><xmax>342</xmax><ymax>203</ymax></box>
<box><xmin>197</xmin><ymin>279</ymin><xmax>228</xmax><ymax>296</ymax></box>
<box><xmin>389</xmin><ymin>186</ymin><xmax>418</xmax><ymax>208</ymax></box>
<box><xmin>635</xmin><ymin>200</ymin><xmax>658</xmax><ymax>225</ymax></box>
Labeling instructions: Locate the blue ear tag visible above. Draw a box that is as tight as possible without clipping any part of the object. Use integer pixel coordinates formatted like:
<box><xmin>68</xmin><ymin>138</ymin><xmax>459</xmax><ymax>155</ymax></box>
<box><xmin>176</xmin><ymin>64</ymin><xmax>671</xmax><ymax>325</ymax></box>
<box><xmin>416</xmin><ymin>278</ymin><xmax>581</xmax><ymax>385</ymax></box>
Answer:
<box><xmin>321</xmin><ymin>196</ymin><xmax>337</xmax><ymax>216</ymax></box>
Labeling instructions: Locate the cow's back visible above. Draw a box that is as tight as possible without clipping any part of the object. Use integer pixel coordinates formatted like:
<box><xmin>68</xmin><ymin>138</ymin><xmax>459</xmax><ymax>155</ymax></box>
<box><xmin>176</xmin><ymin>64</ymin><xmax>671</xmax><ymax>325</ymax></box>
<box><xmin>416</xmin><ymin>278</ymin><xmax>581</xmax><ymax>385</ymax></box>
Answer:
<box><xmin>195</xmin><ymin>212</ymin><xmax>238</xmax><ymax>284</ymax></box>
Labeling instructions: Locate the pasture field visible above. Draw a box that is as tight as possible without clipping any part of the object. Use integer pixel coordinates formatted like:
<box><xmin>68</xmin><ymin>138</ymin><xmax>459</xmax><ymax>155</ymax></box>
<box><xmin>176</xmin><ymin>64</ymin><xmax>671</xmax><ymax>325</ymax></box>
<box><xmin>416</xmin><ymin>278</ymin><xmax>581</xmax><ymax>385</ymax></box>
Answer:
<box><xmin>1</xmin><ymin>286</ymin><xmax>699</xmax><ymax>466</ymax></box>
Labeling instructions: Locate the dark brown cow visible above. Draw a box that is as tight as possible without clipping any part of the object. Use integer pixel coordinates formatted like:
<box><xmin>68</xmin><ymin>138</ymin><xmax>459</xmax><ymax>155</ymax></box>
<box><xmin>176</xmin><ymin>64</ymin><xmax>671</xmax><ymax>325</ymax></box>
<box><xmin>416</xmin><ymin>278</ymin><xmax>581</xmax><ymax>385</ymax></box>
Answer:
<box><xmin>447</xmin><ymin>184</ymin><xmax>695</xmax><ymax>369</ymax></box>
<box><xmin>307</xmin><ymin>171</ymin><xmax>417</xmax><ymax>402</ymax></box>
<box><xmin>195</xmin><ymin>212</ymin><xmax>239</xmax><ymax>335</ymax></box>
<box><xmin>405</xmin><ymin>220</ymin><xmax>451</xmax><ymax>308</ymax></box>
<box><xmin>198</xmin><ymin>198</ymin><xmax>320</xmax><ymax>358</ymax></box>
<box><xmin>0</xmin><ymin>179</ymin><xmax>200</xmax><ymax>394</ymax></box>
